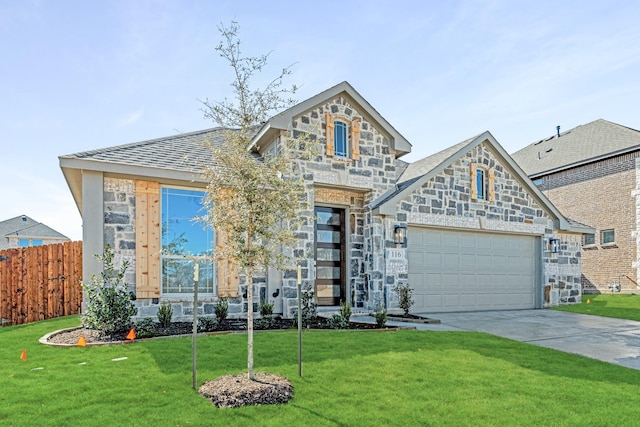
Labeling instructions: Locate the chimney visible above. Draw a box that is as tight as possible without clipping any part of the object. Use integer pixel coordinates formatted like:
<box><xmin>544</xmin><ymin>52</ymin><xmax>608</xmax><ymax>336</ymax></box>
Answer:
<box><xmin>556</xmin><ymin>125</ymin><xmax>561</xmax><ymax>138</ymax></box>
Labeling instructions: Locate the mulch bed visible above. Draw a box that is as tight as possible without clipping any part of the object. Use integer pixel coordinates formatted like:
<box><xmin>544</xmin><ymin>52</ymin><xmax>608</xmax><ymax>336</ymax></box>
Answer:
<box><xmin>45</xmin><ymin>317</ymin><xmax>387</xmax><ymax>346</ymax></box>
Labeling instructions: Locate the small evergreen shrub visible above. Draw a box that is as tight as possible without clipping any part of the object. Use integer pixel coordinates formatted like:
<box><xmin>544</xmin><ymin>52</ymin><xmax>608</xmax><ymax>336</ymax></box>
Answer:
<box><xmin>327</xmin><ymin>313</ymin><xmax>349</xmax><ymax>329</ymax></box>
<box><xmin>214</xmin><ymin>298</ymin><xmax>228</xmax><ymax>323</ymax></box>
<box><xmin>197</xmin><ymin>317</ymin><xmax>217</xmax><ymax>332</ymax></box>
<box><xmin>157</xmin><ymin>303</ymin><xmax>173</xmax><ymax>328</ymax></box>
<box><xmin>339</xmin><ymin>300</ymin><xmax>352</xmax><ymax>322</ymax></box>
<box><xmin>375</xmin><ymin>307</ymin><xmax>387</xmax><ymax>328</ymax></box>
<box><xmin>134</xmin><ymin>317</ymin><xmax>157</xmax><ymax>338</ymax></box>
<box><xmin>394</xmin><ymin>283</ymin><xmax>414</xmax><ymax>316</ymax></box>
<box><xmin>256</xmin><ymin>299</ymin><xmax>275</xmax><ymax>330</ymax></box>
<box><xmin>82</xmin><ymin>245</ymin><xmax>136</xmax><ymax>334</ymax></box>
<box><xmin>295</xmin><ymin>285</ymin><xmax>317</xmax><ymax>328</ymax></box>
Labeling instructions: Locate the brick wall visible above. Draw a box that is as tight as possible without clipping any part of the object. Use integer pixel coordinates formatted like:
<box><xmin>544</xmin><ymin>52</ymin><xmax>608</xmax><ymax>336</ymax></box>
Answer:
<box><xmin>538</xmin><ymin>153</ymin><xmax>639</xmax><ymax>292</ymax></box>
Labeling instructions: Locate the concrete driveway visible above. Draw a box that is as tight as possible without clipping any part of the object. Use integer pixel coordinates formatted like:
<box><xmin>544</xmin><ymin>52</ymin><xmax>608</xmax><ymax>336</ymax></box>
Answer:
<box><xmin>363</xmin><ymin>310</ymin><xmax>640</xmax><ymax>370</ymax></box>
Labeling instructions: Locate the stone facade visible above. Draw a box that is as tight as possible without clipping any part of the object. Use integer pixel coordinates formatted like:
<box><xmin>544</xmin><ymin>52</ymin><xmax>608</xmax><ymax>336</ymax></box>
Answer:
<box><xmin>90</xmin><ymin>93</ymin><xmax>584</xmax><ymax>322</ymax></box>
<box><xmin>381</xmin><ymin>143</ymin><xmax>583</xmax><ymax>306</ymax></box>
<box><xmin>278</xmin><ymin>95</ymin><xmax>401</xmax><ymax>316</ymax></box>
<box><xmin>538</xmin><ymin>152</ymin><xmax>640</xmax><ymax>293</ymax></box>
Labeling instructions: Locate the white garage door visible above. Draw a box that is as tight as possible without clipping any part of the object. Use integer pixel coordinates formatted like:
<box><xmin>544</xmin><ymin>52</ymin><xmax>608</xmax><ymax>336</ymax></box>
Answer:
<box><xmin>407</xmin><ymin>227</ymin><xmax>538</xmax><ymax>313</ymax></box>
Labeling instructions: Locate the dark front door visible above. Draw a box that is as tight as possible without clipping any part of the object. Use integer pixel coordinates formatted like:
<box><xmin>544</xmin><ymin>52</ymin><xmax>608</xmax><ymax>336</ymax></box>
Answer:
<box><xmin>314</xmin><ymin>206</ymin><xmax>346</xmax><ymax>306</ymax></box>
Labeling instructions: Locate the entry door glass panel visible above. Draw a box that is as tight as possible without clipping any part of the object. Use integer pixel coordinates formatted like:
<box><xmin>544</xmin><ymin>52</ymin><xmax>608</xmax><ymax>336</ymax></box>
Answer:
<box><xmin>315</xmin><ymin>206</ymin><xmax>345</xmax><ymax>306</ymax></box>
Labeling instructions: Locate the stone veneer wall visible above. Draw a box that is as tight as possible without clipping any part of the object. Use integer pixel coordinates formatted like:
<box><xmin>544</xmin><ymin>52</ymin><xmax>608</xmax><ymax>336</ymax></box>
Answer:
<box><xmin>538</xmin><ymin>153</ymin><xmax>638</xmax><ymax>293</ymax></box>
<box><xmin>382</xmin><ymin>143</ymin><xmax>583</xmax><ymax>308</ymax></box>
<box><xmin>278</xmin><ymin>95</ymin><xmax>401</xmax><ymax>316</ymax></box>
<box><xmin>103</xmin><ymin>177</ymin><xmax>268</xmax><ymax>321</ymax></box>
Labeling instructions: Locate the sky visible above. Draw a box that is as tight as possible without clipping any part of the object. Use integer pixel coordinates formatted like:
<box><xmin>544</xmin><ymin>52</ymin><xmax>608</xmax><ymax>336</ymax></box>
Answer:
<box><xmin>1</xmin><ymin>0</ymin><xmax>639</xmax><ymax>242</ymax></box>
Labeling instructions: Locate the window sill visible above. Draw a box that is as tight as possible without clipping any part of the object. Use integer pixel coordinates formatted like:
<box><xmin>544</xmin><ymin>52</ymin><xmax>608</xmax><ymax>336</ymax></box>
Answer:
<box><xmin>601</xmin><ymin>243</ymin><xmax>618</xmax><ymax>249</ymax></box>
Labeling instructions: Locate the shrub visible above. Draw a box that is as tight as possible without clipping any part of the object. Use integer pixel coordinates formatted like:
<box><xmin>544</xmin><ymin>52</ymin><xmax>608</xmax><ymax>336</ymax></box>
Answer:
<box><xmin>375</xmin><ymin>307</ymin><xmax>387</xmax><ymax>328</ymax></box>
<box><xmin>134</xmin><ymin>317</ymin><xmax>157</xmax><ymax>338</ymax></box>
<box><xmin>259</xmin><ymin>299</ymin><xmax>274</xmax><ymax>316</ymax></box>
<box><xmin>295</xmin><ymin>285</ymin><xmax>317</xmax><ymax>328</ymax></box>
<box><xmin>327</xmin><ymin>313</ymin><xmax>349</xmax><ymax>329</ymax></box>
<box><xmin>339</xmin><ymin>300</ymin><xmax>352</xmax><ymax>322</ymax></box>
<box><xmin>82</xmin><ymin>245</ymin><xmax>136</xmax><ymax>334</ymax></box>
<box><xmin>214</xmin><ymin>298</ymin><xmax>228</xmax><ymax>323</ymax></box>
<box><xmin>197</xmin><ymin>317</ymin><xmax>217</xmax><ymax>332</ymax></box>
<box><xmin>157</xmin><ymin>303</ymin><xmax>173</xmax><ymax>328</ymax></box>
<box><xmin>256</xmin><ymin>299</ymin><xmax>275</xmax><ymax>330</ymax></box>
<box><xmin>394</xmin><ymin>283</ymin><xmax>414</xmax><ymax>316</ymax></box>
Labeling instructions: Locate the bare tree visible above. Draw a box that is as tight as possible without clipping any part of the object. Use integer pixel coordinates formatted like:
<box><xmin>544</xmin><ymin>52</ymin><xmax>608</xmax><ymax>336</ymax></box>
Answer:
<box><xmin>200</xmin><ymin>21</ymin><xmax>309</xmax><ymax>380</ymax></box>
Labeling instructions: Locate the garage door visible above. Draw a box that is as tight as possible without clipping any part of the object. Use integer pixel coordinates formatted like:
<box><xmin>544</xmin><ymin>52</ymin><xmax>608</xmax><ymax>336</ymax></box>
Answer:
<box><xmin>407</xmin><ymin>227</ymin><xmax>538</xmax><ymax>313</ymax></box>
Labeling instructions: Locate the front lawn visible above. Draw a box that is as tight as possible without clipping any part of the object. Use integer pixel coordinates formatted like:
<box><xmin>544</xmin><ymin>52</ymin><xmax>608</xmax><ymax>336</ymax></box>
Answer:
<box><xmin>2</xmin><ymin>316</ymin><xmax>640</xmax><ymax>426</ymax></box>
<box><xmin>553</xmin><ymin>293</ymin><xmax>640</xmax><ymax>321</ymax></box>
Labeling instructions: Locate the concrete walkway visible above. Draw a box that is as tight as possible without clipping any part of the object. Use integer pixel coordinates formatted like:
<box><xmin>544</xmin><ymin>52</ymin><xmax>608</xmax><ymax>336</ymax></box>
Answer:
<box><xmin>353</xmin><ymin>310</ymin><xmax>640</xmax><ymax>370</ymax></box>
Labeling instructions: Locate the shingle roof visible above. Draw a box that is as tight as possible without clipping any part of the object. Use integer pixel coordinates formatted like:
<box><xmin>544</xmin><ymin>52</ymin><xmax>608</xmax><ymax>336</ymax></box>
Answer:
<box><xmin>512</xmin><ymin>119</ymin><xmax>640</xmax><ymax>177</ymax></box>
<box><xmin>60</xmin><ymin>127</ymin><xmax>228</xmax><ymax>173</ymax></box>
<box><xmin>0</xmin><ymin>215</ymin><xmax>68</xmax><ymax>239</ymax></box>
<box><xmin>397</xmin><ymin>134</ymin><xmax>480</xmax><ymax>185</ymax></box>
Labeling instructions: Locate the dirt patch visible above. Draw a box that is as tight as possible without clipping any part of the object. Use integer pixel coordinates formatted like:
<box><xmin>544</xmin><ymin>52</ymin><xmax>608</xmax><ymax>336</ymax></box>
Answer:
<box><xmin>199</xmin><ymin>372</ymin><xmax>293</xmax><ymax>408</ymax></box>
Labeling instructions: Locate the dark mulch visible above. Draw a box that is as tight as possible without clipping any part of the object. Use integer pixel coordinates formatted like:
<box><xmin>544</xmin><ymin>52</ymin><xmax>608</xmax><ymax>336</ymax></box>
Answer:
<box><xmin>46</xmin><ymin>316</ymin><xmax>386</xmax><ymax>345</ymax></box>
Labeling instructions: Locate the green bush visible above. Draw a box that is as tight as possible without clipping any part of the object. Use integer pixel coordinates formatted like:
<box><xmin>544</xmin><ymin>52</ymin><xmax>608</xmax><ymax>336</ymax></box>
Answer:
<box><xmin>394</xmin><ymin>283</ymin><xmax>414</xmax><ymax>316</ymax></box>
<box><xmin>82</xmin><ymin>245</ymin><xmax>136</xmax><ymax>334</ymax></box>
<box><xmin>295</xmin><ymin>285</ymin><xmax>317</xmax><ymax>328</ymax></box>
<box><xmin>256</xmin><ymin>299</ymin><xmax>275</xmax><ymax>330</ymax></box>
<box><xmin>157</xmin><ymin>303</ymin><xmax>173</xmax><ymax>328</ymax></box>
<box><xmin>339</xmin><ymin>300</ymin><xmax>352</xmax><ymax>322</ymax></box>
<box><xmin>197</xmin><ymin>317</ymin><xmax>217</xmax><ymax>332</ymax></box>
<box><xmin>327</xmin><ymin>313</ymin><xmax>349</xmax><ymax>329</ymax></box>
<box><xmin>375</xmin><ymin>307</ymin><xmax>387</xmax><ymax>328</ymax></box>
<box><xmin>214</xmin><ymin>298</ymin><xmax>228</xmax><ymax>323</ymax></box>
<box><xmin>134</xmin><ymin>317</ymin><xmax>157</xmax><ymax>338</ymax></box>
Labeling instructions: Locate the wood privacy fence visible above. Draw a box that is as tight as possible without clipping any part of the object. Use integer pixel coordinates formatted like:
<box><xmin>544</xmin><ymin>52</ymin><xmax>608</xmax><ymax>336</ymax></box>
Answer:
<box><xmin>0</xmin><ymin>241</ymin><xmax>82</xmax><ymax>326</ymax></box>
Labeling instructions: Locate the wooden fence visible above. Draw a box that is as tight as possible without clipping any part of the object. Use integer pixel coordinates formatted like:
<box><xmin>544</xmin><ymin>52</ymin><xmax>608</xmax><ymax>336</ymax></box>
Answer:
<box><xmin>0</xmin><ymin>241</ymin><xmax>82</xmax><ymax>326</ymax></box>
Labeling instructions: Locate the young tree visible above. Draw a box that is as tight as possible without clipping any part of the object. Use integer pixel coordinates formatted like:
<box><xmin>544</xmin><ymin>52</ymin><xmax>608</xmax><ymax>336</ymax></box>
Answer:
<box><xmin>200</xmin><ymin>21</ymin><xmax>309</xmax><ymax>380</ymax></box>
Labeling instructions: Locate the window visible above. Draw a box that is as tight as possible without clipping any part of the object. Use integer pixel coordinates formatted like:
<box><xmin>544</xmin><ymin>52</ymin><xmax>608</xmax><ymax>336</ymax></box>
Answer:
<box><xmin>161</xmin><ymin>187</ymin><xmax>214</xmax><ymax>295</ymax></box>
<box><xmin>19</xmin><ymin>239</ymin><xmax>29</xmax><ymax>247</ymax></box>
<box><xmin>476</xmin><ymin>168</ymin><xmax>487</xmax><ymax>200</ymax></box>
<box><xmin>325</xmin><ymin>113</ymin><xmax>360</xmax><ymax>160</ymax></box>
<box><xmin>32</xmin><ymin>239</ymin><xmax>42</xmax><ymax>246</ymax></box>
<box><xmin>601</xmin><ymin>229</ymin><xmax>615</xmax><ymax>244</ymax></box>
<box><xmin>334</xmin><ymin>121</ymin><xmax>348</xmax><ymax>157</ymax></box>
<box><xmin>583</xmin><ymin>233</ymin><xmax>595</xmax><ymax>246</ymax></box>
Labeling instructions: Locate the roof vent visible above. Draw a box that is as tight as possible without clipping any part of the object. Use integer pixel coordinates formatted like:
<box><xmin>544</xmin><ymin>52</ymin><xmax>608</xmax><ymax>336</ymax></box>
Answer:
<box><xmin>556</xmin><ymin>125</ymin><xmax>561</xmax><ymax>138</ymax></box>
<box><xmin>546</xmin><ymin>147</ymin><xmax>553</xmax><ymax>153</ymax></box>
<box><xmin>21</xmin><ymin>215</ymin><xmax>27</xmax><ymax>222</ymax></box>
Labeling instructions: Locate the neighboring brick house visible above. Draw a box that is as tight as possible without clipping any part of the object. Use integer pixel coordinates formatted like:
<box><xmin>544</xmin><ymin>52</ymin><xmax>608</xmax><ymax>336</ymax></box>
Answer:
<box><xmin>0</xmin><ymin>215</ymin><xmax>70</xmax><ymax>250</ymax></box>
<box><xmin>59</xmin><ymin>82</ymin><xmax>591</xmax><ymax>320</ymax></box>
<box><xmin>512</xmin><ymin>119</ymin><xmax>640</xmax><ymax>293</ymax></box>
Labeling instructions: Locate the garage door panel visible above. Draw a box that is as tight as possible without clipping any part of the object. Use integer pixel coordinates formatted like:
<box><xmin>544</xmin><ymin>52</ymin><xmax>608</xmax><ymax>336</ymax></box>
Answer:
<box><xmin>408</xmin><ymin>227</ymin><xmax>536</xmax><ymax>313</ymax></box>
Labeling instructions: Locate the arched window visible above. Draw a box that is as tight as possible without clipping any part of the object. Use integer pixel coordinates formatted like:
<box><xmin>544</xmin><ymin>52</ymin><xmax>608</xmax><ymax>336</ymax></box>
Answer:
<box><xmin>324</xmin><ymin>113</ymin><xmax>360</xmax><ymax>160</ymax></box>
<box><xmin>334</xmin><ymin>121</ymin><xmax>348</xmax><ymax>157</ymax></box>
<box><xmin>470</xmin><ymin>163</ymin><xmax>495</xmax><ymax>202</ymax></box>
<box><xmin>476</xmin><ymin>168</ymin><xmax>487</xmax><ymax>200</ymax></box>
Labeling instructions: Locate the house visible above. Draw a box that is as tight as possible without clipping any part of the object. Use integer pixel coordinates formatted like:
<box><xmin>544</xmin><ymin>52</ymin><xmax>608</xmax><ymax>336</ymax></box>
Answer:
<box><xmin>512</xmin><ymin>119</ymin><xmax>640</xmax><ymax>294</ymax></box>
<box><xmin>0</xmin><ymin>215</ymin><xmax>70</xmax><ymax>250</ymax></box>
<box><xmin>59</xmin><ymin>82</ymin><xmax>591</xmax><ymax>320</ymax></box>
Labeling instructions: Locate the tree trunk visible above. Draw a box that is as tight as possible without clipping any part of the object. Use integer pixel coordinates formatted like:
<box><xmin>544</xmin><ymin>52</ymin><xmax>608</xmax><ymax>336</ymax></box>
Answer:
<box><xmin>247</xmin><ymin>268</ymin><xmax>254</xmax><ymax>380</ymax></box>
<box><xmin>247</xmin><ymin>216</ymin><xmax>255</xmax><ymax>381</ymax></box>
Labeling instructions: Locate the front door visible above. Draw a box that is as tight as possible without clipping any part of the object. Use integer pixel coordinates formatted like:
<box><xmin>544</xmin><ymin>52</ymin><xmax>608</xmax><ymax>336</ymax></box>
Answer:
<box><xmin>314</xmin><ymin>206</ymin><xmax>346</xmax><ymax>306</ymax></box>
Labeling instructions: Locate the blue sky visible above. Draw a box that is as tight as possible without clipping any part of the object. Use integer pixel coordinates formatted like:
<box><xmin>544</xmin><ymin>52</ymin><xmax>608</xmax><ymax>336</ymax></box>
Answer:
<box><xmin>1</xmin><ymin>0</ymin><xmax>639</xmax><ymax>241</ymax></box>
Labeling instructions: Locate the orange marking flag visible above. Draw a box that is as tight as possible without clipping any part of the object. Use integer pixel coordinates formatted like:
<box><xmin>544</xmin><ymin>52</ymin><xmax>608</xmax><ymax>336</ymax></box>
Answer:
<box><xmin>20</xmin><ymin>349</ymin><xmax>27</xmax><ymax>361</ymax></box>
<box><xmin>126</xmin><ymin>329</ymin><xmax>136</xmax><ymax>340</ymax></box>
<box><xmin>77</xmin><ymin>336</ymin><xmax>87</xmax><ymax>347</ymax></box>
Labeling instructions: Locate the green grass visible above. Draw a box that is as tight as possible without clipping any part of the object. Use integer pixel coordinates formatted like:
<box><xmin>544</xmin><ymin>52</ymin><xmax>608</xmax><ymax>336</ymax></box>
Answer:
<box><xmin>3</xmin><ymin>316</ymin><xmax>640</xmax><ymax>426</ymax></box>
<box><xmin>553</xmin><ymin>293</ymin><xmax>640</xmax><ymax>321</ymax></box>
